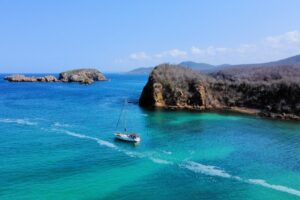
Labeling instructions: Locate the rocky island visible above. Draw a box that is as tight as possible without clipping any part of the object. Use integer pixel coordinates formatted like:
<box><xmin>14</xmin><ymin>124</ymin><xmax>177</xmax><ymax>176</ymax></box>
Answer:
<box><xmin>59</xmin><ymin>68</ymin><xmax>106</xmax><ymax>84</ymax></box>
<box><xmin>4</xmin><ymin>68</ymin><xmax>106</xmax><ymax>85</ymax></box>
<box><xmin>5</xmin><ymin>75</ymin><xmax>58</xmax><ymax>82</ymax></box>
<box><xmin>139</xmin><ymin>64</ymin><xmax>300</xmax><ymax>121</ymax></box>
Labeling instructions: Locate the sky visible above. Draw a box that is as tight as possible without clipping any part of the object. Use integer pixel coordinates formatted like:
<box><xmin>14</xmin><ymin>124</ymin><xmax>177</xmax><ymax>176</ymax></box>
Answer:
<box><xmin>0</xmin><ymin>0</ymin><xmax>300</xmax><ymax>73</ymax></box>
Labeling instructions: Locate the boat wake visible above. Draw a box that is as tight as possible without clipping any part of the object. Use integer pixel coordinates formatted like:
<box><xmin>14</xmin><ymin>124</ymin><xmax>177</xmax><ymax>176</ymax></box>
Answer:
<box><xmin>54</xmin><ymin>128</ymin><xmax>171</xmax><ymax>165</ymax></box>
<box><xmin>49</xmin><ymin>126</ymin><xmax>300</xmax><ymax>197</ymax></box>
<box><xmin>150</xmin><ymin>157</ymin><xmax>173</xmax><ymax>165</ymax></box>
<box><xmin>247</xmin><ymin>179</ymin><xmax>300</xmax><ymax>197</ymax></box>
<box><xmin>53</xmin><ymin>122</ymin><xmax>72</xmax><ymax>128</ymax></box>
<box><xmin>180</xmin><ymin>161</ymin><xmax>300</xmax><ymax>197</ymax></box>
<box><xmin>58</xmin><ymin>129</ymin><xmax>117</xmax><ymax>149</ymax></box>
<box><xmin>179</xmin><ymin>161</ymin><xmax>233</xmax><ymax>179</ymax></box>
<box><xmin>161</xmin><ymin>150</ymin><xmax>172</xmax><ymax>155</ymax></box>
<box><xmin>0</xmin><ymin>118</ymin><xmax>37</xmax><ymax>126</ymax></box>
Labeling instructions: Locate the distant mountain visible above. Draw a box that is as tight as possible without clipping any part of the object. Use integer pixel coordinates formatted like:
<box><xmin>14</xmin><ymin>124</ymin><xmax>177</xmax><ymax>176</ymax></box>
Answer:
<box><xmin>178</xmin><ymin>61</ymin><xmax>215</xmax><ymax>71</ymax></box>
<box><xmin>209</xmin><ymin>54</ymin><xmax>300</xmax><ymax>72</ymax></box>
<box><xmin>128</xmin><ymin>62</ymin><xmax>216</xmax><ymax>74</ymax></box>
<box><xmin>216</xmin><ymin>64</ymin><xmax>231</xmax><ymax>67</ymax></box>
<box><xmin>227</xmin><ymin>55</ymin><xmax>300</xmax><ymax>68</ymax></box>
<box><xmin>265</xmin><ymin>54</ymin><xmax>300</xmax><ymax>65</ymax></box>
<box><xmin>128</xmin><ymin>67</ymin><xmax>153</xmax><ymax>74</ymax></box>
<box><xmin>128</xmin><ymin>55</ymin><xmax>300</xmax><ymax>74</ymax></box>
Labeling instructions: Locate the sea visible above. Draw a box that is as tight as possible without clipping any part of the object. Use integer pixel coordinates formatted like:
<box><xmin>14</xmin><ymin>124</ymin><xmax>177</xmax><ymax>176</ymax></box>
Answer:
<box><xmin>0</xmin><ymin>74</ymin><xmax>300</xmax><ymax>200</ymax></box>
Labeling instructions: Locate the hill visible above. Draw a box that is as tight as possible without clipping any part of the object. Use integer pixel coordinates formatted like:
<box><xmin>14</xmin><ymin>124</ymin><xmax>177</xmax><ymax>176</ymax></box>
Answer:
<box><xmin>139</xmin><ymin>63</ymin><xmax>300</xmax><ymax>121</ymax></box>
<box><xmin>178</xmin><ymin>61</ymin><xmax>215</xmax><ymax>71</ymax></box>
<box><xmin>129</xmin><ymin>54</ymin><xmax>300</xmax><ymax>74</ymax></box>
<box><xmin>128</xmin><ymin>67</ymin><xmax>153</xmax><ymax>74</ymax></box>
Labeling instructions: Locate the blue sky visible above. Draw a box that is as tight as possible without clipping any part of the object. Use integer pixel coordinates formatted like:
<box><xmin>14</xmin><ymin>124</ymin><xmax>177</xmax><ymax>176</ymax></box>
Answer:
<box><xmin>0</xmin><ymin>0</ymin><xmax>300</xmax><ymax>73</ymax></box>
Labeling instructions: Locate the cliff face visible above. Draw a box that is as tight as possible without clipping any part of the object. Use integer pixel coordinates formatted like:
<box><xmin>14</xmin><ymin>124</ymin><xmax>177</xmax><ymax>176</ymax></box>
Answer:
<box><xmin>139</xmin><ymin>64</ymin><xmax>300</xmax><ymax>120</ymax></box>
<box><xmin>139</xmin><ymin>64</ymin><xmax>222</xmax><ymax>110</ymax></box>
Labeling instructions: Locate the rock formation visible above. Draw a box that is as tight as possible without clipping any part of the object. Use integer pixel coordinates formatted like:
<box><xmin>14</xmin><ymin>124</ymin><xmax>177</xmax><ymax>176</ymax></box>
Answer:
<box><xmin>139</xmin><ymin>64</ymin><xmax>222</xmax><ymax>110</ymax></box>
<box><xmin>4</xmin><ymin>68</ymin><xmax>106</xmax><ymax>85</ymax></box>
<box><xmin>139</xmin><ymin>64</ymin><xmax>300</xmax><ymax>121</ymax></box>
<box><xmin>4</xmin><ymin>75</ymin><xmax>58</xmax><ymax>82</ymax></box>
<box><xmin>59</xmin><ymin>68</ymin><xmax>106</xmax><ymax>84</ymax></box>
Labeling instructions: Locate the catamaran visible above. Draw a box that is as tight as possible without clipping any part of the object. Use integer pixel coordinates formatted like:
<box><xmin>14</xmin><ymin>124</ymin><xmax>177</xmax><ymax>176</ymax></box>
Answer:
<box><xmin>114</xmin><ymin>99</ymin><xmax>141</xmax><ymax>143</ymax></box>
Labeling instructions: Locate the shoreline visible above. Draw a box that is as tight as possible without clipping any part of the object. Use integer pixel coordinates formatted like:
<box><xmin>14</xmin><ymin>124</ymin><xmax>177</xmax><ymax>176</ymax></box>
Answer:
<box><xmin>141</xmin><ymin>105</ymin><xmax>300</xmax><ymax>122</ymax></box>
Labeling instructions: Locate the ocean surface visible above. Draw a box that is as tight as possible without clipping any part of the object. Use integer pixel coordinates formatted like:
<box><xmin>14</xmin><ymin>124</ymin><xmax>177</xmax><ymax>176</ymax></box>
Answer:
<box><xmin>1</xmin><ymin>74</ymin><xmax>300</xmax><ymax>200</ymax></box>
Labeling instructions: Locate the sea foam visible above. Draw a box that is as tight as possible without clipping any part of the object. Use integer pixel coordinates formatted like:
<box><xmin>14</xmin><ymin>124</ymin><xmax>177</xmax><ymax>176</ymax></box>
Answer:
<box><xmin>56</xmin><ymin>128</ymin><xmax>173</xmax><ymax>166</ymax></box>
<box><xmin>180</xmin><ymin>161</ymin><xmax>231</xmax><ymax>178</ymax></box>
<box><xmin>248</xmin><ymin>179</ymin><xmax>300</xmax><ymax>197</ymax></box>
<box><xmin>0</xmin><ymin>118</ymin><xmax>37</xmax><ymax>126</ymax></box>
<box><xmin>53</xmin><ymin>128</ymin><xmax>300</xmax><ymax>197</ymax></box>
<box><xmin>180</xmin><ymin>160</ymin><xmax>300</xmax><ymax>197</ymax></box>
<box><xmin>150</xmin><ymin>157</ymin><xmax>173</xmax><ymax>165</ymax></box>
<box><xmin>53</xmin><ymin>122</ymin><xmax>71</xmax><ymax>128</ymax></box>
<box><xmin>62</xmin><ymin>130</ymin><xmax>117</xmax><ymax>149</ymax></box>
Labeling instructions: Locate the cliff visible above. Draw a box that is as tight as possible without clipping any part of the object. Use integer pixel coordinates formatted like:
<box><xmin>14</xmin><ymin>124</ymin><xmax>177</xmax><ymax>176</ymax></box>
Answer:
<box><xmin>139</xmin><ymin>64</ymin><xmax>221</xmax><ymax>110</ymax></box>
<box><xmin>139</xmin><ymin>64</ymin><xmax>300</xmax><ymax>120</ymax></box>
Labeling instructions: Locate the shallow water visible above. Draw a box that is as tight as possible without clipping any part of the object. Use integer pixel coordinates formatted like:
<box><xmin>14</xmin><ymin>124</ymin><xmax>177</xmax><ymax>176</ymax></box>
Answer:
<box><xmin>0</xmin><ymin>74</ymin><xmax>300</xmax><ymax>200</ymax></box>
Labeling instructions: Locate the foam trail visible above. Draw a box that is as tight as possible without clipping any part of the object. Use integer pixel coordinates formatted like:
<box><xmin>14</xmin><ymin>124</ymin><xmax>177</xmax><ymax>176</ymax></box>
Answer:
<box><xmin>181</xmin><ymin>161</ymin><xmax>300</xmax><ymax>197</ymax></box>
<box><xmin>122</xmin><ymin>150</ymin><xmax>144</xmax><ymax>158</ymax></box>
<box><xmin>161</xmin><ymin>150</ymin><xmax>172</xmax><ymax>155</ymax></box>
<box><xmin>96</xmin><ymin>140</ymin><xmax>117</xmax><ymax>148</ymax></box>
<box><xmin>180</xmin><ymin>161</ymin><xmax>231</xmax><ymax>178</ymax></box>
<box><xmin>248</xmin><ymin>179</ymin><xmax>300</xmax><ymax>197</ymax></box>
<box><xmin>52</xmin><ymin>128</ymin><xmax>300</xmax><ymax>197</ymax></box>
<box><xmin>0</xmin><ymin>118</ymin><xmax>37</xmax><ymax>126</ymax></box>
<box><xmin>62</xmin><ymin>130</ymin><xmax>117</xmax><ymax>149</ymax></box>
<box><xmin>57</xmin><ymin>129</ymin><xmax>171</xmax><ymax>166</ymax></box>
<box><xmin>63</xmin><ymin>130</ymin><xmax>88</xmax><ymax>139</ymax></box>
<box><xmin>150</xmin><ymin>157</ymin><xmax>173</xmax><ymax>165</ymax></box>
<box><xmin>53</xmin><ymin>122</ymin><xmax>71</xmax><ymax>128</ymax></box>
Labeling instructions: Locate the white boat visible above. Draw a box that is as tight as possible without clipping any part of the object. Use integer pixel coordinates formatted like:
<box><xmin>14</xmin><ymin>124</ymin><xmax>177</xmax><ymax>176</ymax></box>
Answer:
<box><xmin>114</xmin><ymin>99</ymin><xmax>141</xmax><ymax>143</ymax></box>
<box><xmin>115</xmin><ymin>133</ymin><xmax>141</xmax><ymax>142</ymax></box>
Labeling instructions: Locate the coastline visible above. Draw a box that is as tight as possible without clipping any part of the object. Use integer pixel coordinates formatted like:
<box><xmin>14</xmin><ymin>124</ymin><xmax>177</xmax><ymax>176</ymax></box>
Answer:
<box><xmin>141</xmin><ymin>105</ymin><xmax>300</xmax><ymax>122</ymax></box>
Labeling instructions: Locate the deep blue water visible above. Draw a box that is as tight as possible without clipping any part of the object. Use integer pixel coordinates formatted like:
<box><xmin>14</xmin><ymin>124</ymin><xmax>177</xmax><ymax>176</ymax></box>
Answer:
<box><xmin>0</xmin><ymin>74</ymin><xmax>300</xmax><ymax>200</ymax></box>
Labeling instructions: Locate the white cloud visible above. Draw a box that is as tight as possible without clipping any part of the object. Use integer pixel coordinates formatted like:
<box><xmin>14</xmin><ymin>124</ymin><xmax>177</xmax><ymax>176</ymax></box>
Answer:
<box><xmin>191</xmin><ymin>46</ymin><xmax>204</xmax><ymax>55</ymax></box>
<box><xmin>128</xmin><ymin>30</ymin><xmax>300</xmax><ymax>65</ymax></box>
<box><xmin>265</xmin><ymin>31</ymin><xmax>300</xmax><ymax>48</ymax></box>
<box><xmin>168</xmin><ymin>49</ymin><xmax>187</xmax><ymax>58</ymax></box>
<box><xmin>236</xmin><ymin>44</ymin><xmax>257</xmax><ymax>53</ymax></box>
<box><xmin>191</xmin><ymin>46</ymin><xmax>229</xmax><ymax>56</ymax></box>
<box><xmin>155</xmin><ymin>49</ymin><xmax>187</xmax><ymax>59</ymax></box>
<box><xmin>207</xmin><ymin>46</ymin><xmax>229</xmax><ymax>55</ymax></box>
<box><xmin>129</xmin><ymin>52</ymin><xmax>150</xmax><ymax>60</ymax></box>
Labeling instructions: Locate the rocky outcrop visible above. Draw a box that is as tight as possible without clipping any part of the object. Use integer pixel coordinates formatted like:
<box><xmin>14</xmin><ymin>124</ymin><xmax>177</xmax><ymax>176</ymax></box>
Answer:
<box><xmin>139</xmin><ymin>64</ymin><xmax>222</xmax><ymax>110</ymax></box>
<box><xmin>139</xmin><ymin>64</ymin><xmax>300</xmax><ymax>121</ymax></box>
<box><xmin>59</xmin><ymin>68</ymin><xmax>106</xmax><ymax>84</ymax></box>
<box><xmin>4</xmin><ymin>75</ymin><xmax>58</xmax><ymax>82</ymax></box>
<box><xmin>5</xmin><ymin>68</ymin><xmax>106</xmax><ymax>85</ymax></box>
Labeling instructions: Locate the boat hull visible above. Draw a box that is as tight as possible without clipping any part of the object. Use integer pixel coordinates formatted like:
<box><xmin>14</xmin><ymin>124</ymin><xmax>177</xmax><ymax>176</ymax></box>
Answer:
<box><xmin>115</xmin><ymin>133</ymin><xmax>141</xmax><ymax>142</ymax></box>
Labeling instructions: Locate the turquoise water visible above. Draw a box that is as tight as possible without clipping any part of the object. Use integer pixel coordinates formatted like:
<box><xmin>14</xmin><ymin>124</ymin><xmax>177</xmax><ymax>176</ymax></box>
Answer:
<box><xmin>1</xmin><ymin>74</ymin><xmax>300</xmax><ymax>200</ymax></box>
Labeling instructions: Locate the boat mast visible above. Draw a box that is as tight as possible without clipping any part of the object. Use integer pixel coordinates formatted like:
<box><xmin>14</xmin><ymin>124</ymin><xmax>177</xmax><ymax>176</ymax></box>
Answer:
<box><xmin>116</xmin><ymin>98</ymin><xmax>127</xmax><ymax>131</ymax></box>
<box><xmin>124</xmin><ymin>98</ymin><xmax>127</xmax><ymax>132</ymax></box>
